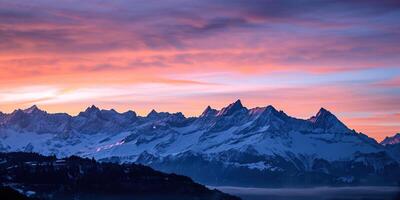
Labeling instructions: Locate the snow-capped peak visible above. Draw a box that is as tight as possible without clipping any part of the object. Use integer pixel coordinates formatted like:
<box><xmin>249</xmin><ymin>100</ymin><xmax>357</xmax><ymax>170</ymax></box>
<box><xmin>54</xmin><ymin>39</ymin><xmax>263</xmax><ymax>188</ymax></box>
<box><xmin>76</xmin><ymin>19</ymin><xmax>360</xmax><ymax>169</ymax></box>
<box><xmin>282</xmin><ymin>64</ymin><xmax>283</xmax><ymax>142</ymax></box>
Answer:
<box><xmin>23</xmin><ymin>105</ymin><xmax>43</xmax><ymax>114</ymax></box>
<box><xmin>312</xmin><ymin>108</ymin><xmax>331</xmax><ymax>120</ymax></box>
<box><xmin>146</xmin><ymin>109</ymin><xmax>185</xmax><ymax>122</ymax></box>
<box><xmin>309</xmin><ymin>107</ymin><xmax>335</xmax><ymax>122</ymax></box>
<box><xmin>308</xmin><ymin>107</ymin><xmax>350</xmax><ymax>133</ymax></box>
<box><xmin>86</xmin><ymin>105</ymin><xmax>100</xmax><ymax>113</ymax></box>
<box><xmin>381</xmin><ymin>133</ymin><xmax>400</xmax><ymax>146</ymax></box>
<box><xmin>264</xmin><ymin>105</ymin><xmax>280</xmax><ymax>114</ymax></box>
<box><xmin>78</xmin><ymin>105</ymin><xmax>101</xmax><ymax>118</ymax></box>
<box><xmin>200</xmin><ymin>106</ymin><xmax>217</xmax><ymax>117</ymax></box>
<box><xmin>217</xmin><ymin>99</ymin><xmax>247</xmax><ymax>116</ymax></box>
<box><xmin>147</xmin><ymin>109</ymin><xmax>159</xmax><ymax>118</ymax></box>
<box><xmin>122</xmin><ymin>110</ymin><xmax>137</xmax><ymax>119</ymax></box>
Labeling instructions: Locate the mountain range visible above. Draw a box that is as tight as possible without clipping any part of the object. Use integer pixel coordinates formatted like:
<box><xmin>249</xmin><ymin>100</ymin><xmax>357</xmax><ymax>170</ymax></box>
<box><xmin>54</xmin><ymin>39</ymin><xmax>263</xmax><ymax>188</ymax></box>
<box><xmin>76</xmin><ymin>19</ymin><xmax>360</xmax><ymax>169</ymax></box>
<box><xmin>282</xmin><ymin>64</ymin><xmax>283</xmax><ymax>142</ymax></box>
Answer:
<box><xmin>0</xmin><ymin>100</ymin><xmax>399</xmax><ymax>187</ymax></box>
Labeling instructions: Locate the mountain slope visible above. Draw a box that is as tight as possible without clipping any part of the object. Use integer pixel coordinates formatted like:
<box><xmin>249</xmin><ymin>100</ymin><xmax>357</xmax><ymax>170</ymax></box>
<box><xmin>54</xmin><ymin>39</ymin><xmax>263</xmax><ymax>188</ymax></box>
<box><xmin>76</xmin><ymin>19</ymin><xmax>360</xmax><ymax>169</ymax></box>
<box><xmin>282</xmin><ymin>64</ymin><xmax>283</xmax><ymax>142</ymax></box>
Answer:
<box><xmin>0</xmin><ymin>101</ymin><xmax>399</xmax><ymax>187</ymax></box>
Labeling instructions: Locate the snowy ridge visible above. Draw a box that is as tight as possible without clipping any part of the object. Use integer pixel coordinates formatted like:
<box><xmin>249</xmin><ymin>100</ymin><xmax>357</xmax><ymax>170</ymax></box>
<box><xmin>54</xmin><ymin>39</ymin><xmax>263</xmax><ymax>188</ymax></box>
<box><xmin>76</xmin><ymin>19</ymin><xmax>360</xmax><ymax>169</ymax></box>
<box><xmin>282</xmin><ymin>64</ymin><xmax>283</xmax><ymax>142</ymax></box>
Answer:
<box><xmin>0</xmin><ymin>101</ymin><xmax>398</xmax><ymax>186</ymax></box>
<box><xmin>381</xmin><ymin>133</ymin><xmax>400</xmax><ymax>146</ymax></box>
<box><xmin>0</xmin><ymin>102</ymin><xmax>388</xmax><ymax>161</ymax></box>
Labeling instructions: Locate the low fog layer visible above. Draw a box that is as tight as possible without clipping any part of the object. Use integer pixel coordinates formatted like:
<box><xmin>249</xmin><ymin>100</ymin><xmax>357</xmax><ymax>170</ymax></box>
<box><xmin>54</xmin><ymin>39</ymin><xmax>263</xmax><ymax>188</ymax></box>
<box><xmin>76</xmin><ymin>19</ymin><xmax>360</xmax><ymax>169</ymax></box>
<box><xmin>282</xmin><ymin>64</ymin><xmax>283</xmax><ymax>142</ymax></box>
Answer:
<box><xmin>213</xmin><ymin>186</ymin><xmax>400</xmax><ymax>200</ymax></box>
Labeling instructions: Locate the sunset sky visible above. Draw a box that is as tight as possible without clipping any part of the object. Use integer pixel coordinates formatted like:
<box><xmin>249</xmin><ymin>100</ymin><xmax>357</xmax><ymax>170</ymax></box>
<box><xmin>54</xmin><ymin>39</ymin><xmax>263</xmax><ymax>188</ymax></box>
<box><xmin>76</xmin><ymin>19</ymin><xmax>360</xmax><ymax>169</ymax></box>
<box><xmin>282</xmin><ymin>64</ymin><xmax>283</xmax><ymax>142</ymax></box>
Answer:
<box><xmin>0</xmin><ymin>0</ymin><xmax>399</xmax><ymax>141</ymax></box>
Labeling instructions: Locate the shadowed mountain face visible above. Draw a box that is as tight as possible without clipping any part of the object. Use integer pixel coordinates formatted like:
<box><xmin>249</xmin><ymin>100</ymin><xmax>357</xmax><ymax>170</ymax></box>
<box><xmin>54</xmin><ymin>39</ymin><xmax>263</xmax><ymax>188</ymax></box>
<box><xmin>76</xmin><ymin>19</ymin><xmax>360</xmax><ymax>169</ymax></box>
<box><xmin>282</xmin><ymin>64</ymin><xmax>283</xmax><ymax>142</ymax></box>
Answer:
<box><xmin>0</xmin><ymin>101</ymin><xmax>399</xmax><ymax>187</ymax></box>
<box><xmin>0</xmin><ymin>186</ymin><xmax>39</xmax><ymax>200</ymax></box>
<box><xmin>0</xmin><ymin>152</ymin><xmax>240</xmax><ymax>200</ymax></box>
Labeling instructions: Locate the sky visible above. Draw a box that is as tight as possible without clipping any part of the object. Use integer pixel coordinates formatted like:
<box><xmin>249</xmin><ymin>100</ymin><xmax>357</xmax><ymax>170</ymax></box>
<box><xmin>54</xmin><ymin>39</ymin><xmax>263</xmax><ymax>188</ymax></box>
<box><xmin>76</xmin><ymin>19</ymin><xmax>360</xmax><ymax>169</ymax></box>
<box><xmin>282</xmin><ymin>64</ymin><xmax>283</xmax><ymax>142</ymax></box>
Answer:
<box><xmin>0</xmin><ymin>0</ymin><xmax>399</xmax><ymax>141</ymax></box>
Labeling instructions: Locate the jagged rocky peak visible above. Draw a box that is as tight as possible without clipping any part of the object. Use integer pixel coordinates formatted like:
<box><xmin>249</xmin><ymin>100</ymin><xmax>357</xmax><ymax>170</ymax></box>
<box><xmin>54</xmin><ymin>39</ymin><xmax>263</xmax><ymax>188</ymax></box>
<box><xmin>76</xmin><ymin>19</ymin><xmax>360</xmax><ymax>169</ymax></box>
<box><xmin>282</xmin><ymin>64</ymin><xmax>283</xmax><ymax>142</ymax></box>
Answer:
<box><xmin>308</xmin><ymin>107</ymin><xmax>350</xmax><ymax>132</ymax></box>
<box><xmin>381</xmin><ymin>133</ymin><xmax>400</xmax><ymax>146</ymax></box>
<box><xmin>109</xmin><ymin>108</ymin><xmax>118</xmax><ymax>113</ymax></box>
<box><xmin>200</xmin><ymin>105</ymin><xmax>217</xmax><ymax>117</ymax></box>
<box><xmin>98</xmin><ymin>108</ymin><xmax>125</xmax><ymax>119</ymax></box>
<box><xmin>99</xmin><ymin>108</ymin><xmax>124</xmax><ymax>116</ymax></box>
<box><xmin>78</xmin><ymin>105</ymin><xmax>101</xmax><ymax>117</ymax></box>
<box><xmin>264</xmin><ymin>105</ymin><xmax>280</xmax><ymax>114</ymax></box>
<box><xmin>172</xmin><ymin>112</ymin><xmax>185</xmax><ymax>119</ymax></box>
<box><xmin>265</xmin><ymin>105</ymin><xmax>277</xmax><ymax>111</ymax></box>
<box><xmin>147</xmin><ymin>109</ymin><xmax>159</xmax><ymax>118</ymax></box>
<box><xmin>147</xmin><ymin>109</ymin><xmax>185</xmax><ymax>120</ymax></box>
<box><xmin>23</xmin><ymin>105</ymin><xmax>44</xmax><ymax>114</ymax></box>
<box><xmin>316</xmin><ymin>107</ymin><xmax>331</xmax><ymax>116</ymax></box>
<box><xmin>86</xmin><ymin>105</ymin><xmax>100</xmax><ymax>112</ymax></box>
<box><xmin>262</xmin><ymin>105</ymin><xmax>288</xmax><ymax>119</ymax></box>
<box><xmin>217</xmin><ymin>99</ymin><xmax>247</xmax><ymax>116</ymax></box>
<box><xmin>309</xmin><ymin>107</ymin><xmax>335</xmax><ymax>122</ymax></box>
<box><xmin>9</xmin><ymin>105</ymin><xmax>45</xmax><ymax>117</ymax></box>
<box><xmin>122</xmin><ymin>110</ymin><xmax>137</xmax><ymax>118</ymax></box>
<box><xmin>249</xmin><ymin>105</ymin><xmax>278</xmax><ymax>116</ymax></box>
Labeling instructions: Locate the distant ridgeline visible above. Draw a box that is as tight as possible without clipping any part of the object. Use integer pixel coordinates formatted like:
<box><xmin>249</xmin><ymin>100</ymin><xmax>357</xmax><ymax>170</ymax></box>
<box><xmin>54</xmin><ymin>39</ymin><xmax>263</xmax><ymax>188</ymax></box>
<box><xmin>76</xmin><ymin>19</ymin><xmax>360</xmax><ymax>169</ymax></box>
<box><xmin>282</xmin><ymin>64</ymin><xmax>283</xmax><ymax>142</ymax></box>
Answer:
<box><xmin>0</xmin><ymin>100</ymin><xmax>400</xmax><ymax>187</ymax></box>
<box><xmin>0</xmin><ymin>152</ymin><xmax>239</xmax><ymax>200</ymax></box>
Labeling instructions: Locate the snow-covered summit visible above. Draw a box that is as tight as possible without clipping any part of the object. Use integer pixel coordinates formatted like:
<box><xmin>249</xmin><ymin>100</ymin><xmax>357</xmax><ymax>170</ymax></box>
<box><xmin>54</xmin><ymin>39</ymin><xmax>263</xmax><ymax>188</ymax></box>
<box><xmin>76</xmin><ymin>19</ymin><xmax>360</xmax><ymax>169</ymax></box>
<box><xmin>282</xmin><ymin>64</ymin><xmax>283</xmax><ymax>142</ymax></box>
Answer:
<box><xmin>381</xmin><ymin>133</ymin><xmax>400</xmax><ymax>146</ymax></box>
<box><xmin>308</xmin><ymin>107</ymin><xmax>350</xmax><ymax>134</ymax></box>
<box><xmin>217</xmin><ymin>99</ymin><xmax>247</xmax><ymax>116</ymax></box>
<box><xmin>79</xmin><ymin>105</ymin><xmax>100</xmax><ymax>116</ymax></box>
<box><xmin>200</xmin><ymin>106</ymin><xmax>217</xmax><ymax>118</ymax></box>
<box><xmin>145</xmin><ymin>109</ymin><xmax>186</xmax><ymax>124</ymax></box>
<box><xmin>23</xmin><ymin>105</ymin><xmax>43</xmax><ymax>114</ymax></box>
